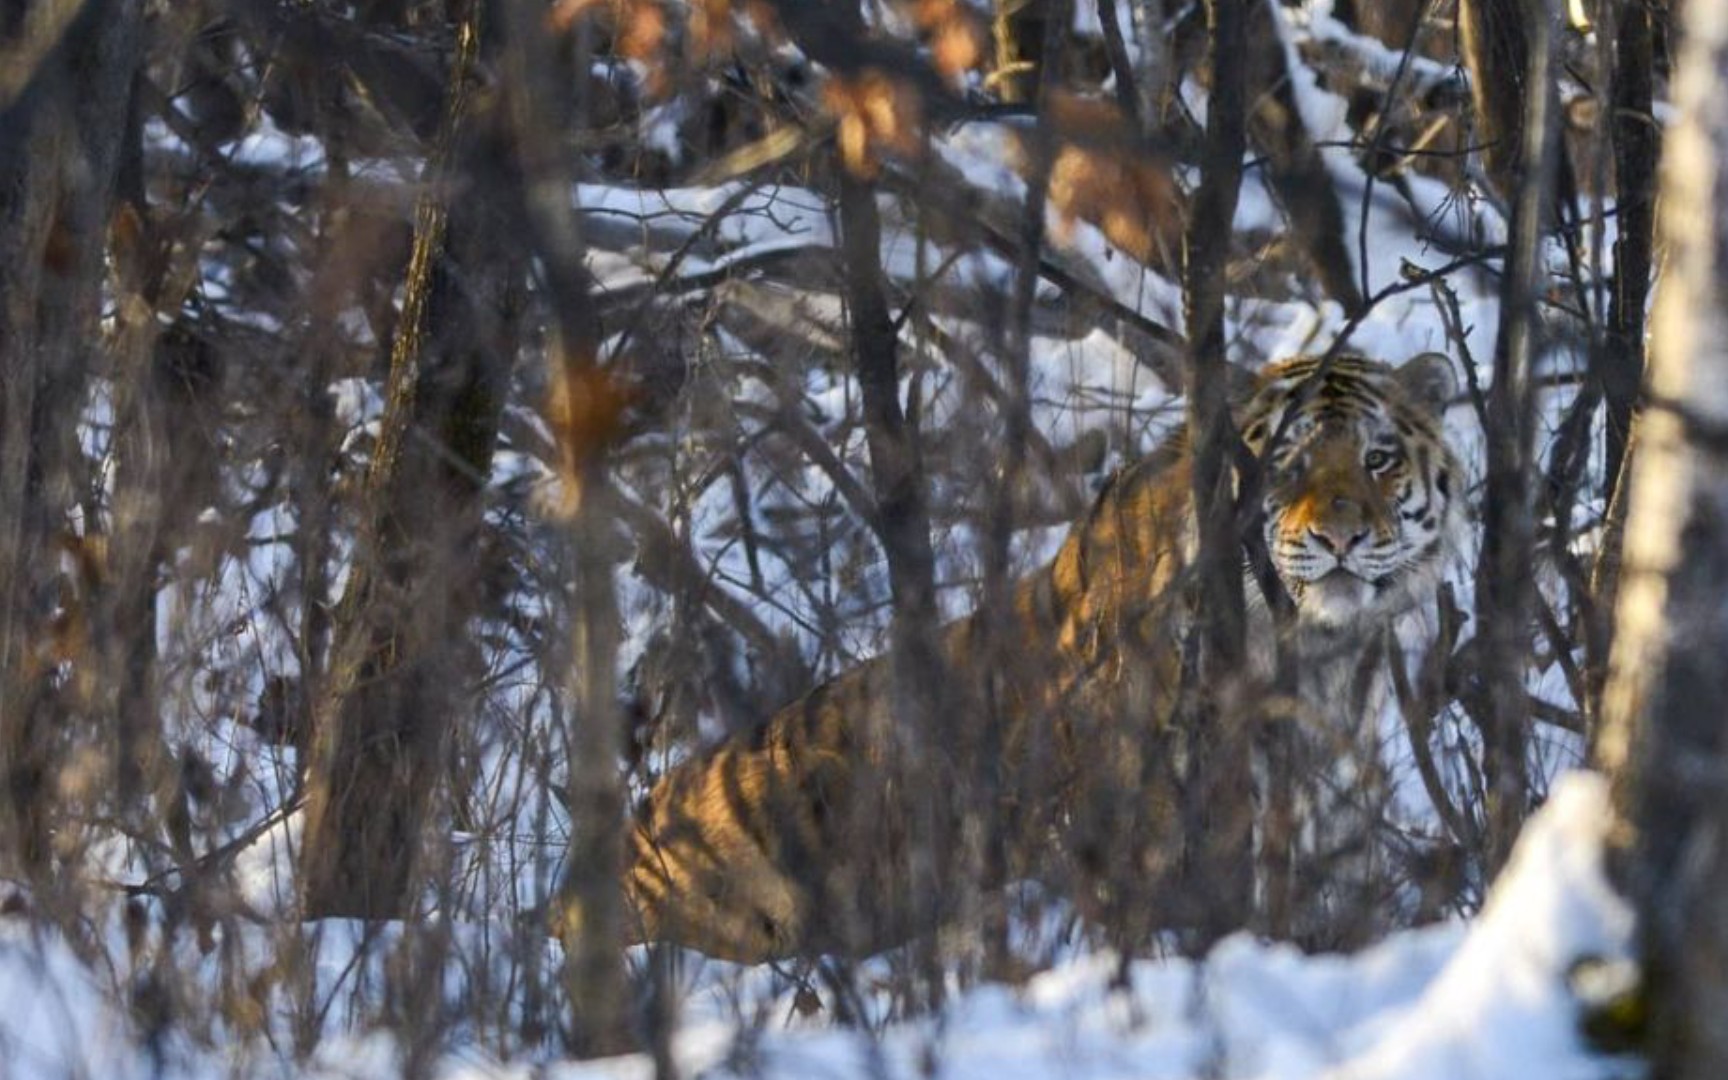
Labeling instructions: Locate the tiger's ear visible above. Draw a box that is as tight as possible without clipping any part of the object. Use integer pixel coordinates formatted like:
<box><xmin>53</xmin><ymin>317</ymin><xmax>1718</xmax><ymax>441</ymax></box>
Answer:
<box><xmin>1394</xmin><ymin>352</ymin><xmax>1458</xmax><ymax>416</ymax></box>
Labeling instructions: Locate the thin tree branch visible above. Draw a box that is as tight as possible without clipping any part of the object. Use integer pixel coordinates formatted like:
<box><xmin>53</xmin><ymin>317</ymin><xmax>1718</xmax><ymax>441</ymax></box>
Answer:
<box><xmin>1474</xmin><ymin>0</ymin><xmax>1563</xmax><ymax>875</ymax></box>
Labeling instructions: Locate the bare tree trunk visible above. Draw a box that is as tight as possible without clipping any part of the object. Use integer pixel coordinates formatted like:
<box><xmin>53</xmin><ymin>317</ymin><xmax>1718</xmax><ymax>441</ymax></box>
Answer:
<box><xmin>1473</xmin><ymin>0</ymin><xmax>1562</xmax><ymax>875</ymax></box>
<box><xmin>1181</xmin><ymin>0</ymin><xmax>1254</xmax><ymax>946</ymax></box>
<box><xmin>0</xmin><ymin>0</ymin><xmax>144</xmax><ymax>876</ymax></box>
<box><xmin>1597</xmin><ymin>6</ymin><xmax>1728</xmax><ymax>1075</ymax></box>
<box><xmin>496</xmin><ymin>0</ymin><xmax>633</xmax><ymax>1050</ymax></box>
<box><xmin>1604</xmin><ymin>0</ymin><xmax>1656</xmax><ymax>500</ymax></box>
<box><xmin>837</xmin><ymin>167</ymin><xmax>950</xmax><ymax>982</ymax></box>
<box><xmin>100</xmin><ymin>201</ymin><xmax>223</xmax><ymax>870</ymax></box>
<box><xmin>1457</xmin><ymin>0</ymin><xmax>1533</xmax><ymax>201</ymax></box>
<box><xmin>1587</xmin><ymin>0</ymin><xmax>1658</xmax><ymax>734</ymax></box>
<box><xmin>975</xmin><ymin>0</ymin><xmax>1070</xmax><ymax>974</ymax></box>
<box><xmin>302</xmin><ymin>3</ymin><xmax>492</xmax><ymax>918</ymax></box>
<box><xmin>992</xmin><ymin>0</ymin><xmax>1047</xmax><ymax>104</ymax></box>
<box><xmin>560</xmin><ymin>476</ymin><xmax>630</xmax><ymax>1056</ymax></box>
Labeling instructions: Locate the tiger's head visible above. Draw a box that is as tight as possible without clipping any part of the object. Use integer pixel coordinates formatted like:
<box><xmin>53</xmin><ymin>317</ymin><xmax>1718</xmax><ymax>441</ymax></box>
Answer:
<box><xmin>1239</xmin><ymin>352</ymin><xmax>1462</xmax><ymax>630</ymax></box>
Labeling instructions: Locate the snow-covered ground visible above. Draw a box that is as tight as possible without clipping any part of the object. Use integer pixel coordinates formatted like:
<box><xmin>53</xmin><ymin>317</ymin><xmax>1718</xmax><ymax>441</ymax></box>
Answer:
<box><xmin>0</xmin><ymin>772</ymin><xmax>1636</xmax><ymax>1079</ymax></box>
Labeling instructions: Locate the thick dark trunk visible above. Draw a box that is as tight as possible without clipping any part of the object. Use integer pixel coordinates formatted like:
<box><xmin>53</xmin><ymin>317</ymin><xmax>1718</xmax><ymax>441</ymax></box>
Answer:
<box><xmin>301</xmin><ymin>5</ymin><xmax>497</xmax><ymax>918</ymax></box>
<box><xmin>1605</xmin><ymin>0</ymin><xmax>1655</xmax><ymax>496</ymax></box>
<box><xmin>0</xmin><ymin>0</ymin><xmax>145</xmax><ymax>876</ymax></box>
<box><xmin>838</xmin><ymin>175</ymin><xmax>942</xmax><ymax>667</ymax></box>
<box><xmin>1180</xmin><ymin>0</ymin><xmax>1253</xmax><ymax>946</ymax></box>
<box><xmin>837</xmin><ymin>168</ymin><xmax>950</xmax><ymax>974</ymax></box>
<box><xmin>1457</xmin><ymin>0</ymin><xmax>1532</xmax><ymax>201</ymax></box>
<box><xmin>1589</xmin><ymin>0</ymin><xmax>1658</xmax><ymax>709</ymax></box>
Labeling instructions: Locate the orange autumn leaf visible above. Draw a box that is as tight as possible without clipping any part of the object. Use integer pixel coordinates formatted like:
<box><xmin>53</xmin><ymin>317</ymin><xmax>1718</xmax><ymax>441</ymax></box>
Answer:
<box><xmin>931</xmin><ymin>17</ymin><xmax>983</xmax><ymax>78</ymax></box>
<box><xmin>823</xmin><ymin>71</ymin><xmax>924</xmax><ymax>177</ymax></box>
<box><xmin>544</xmin><ymin>352</ymin><xmax>638</xmax><ymax>519</ymax></box>
<box><xmin>1029</xmin><ymin>94</ymin><xmax>1186</xmax><ymax>271</ymax></box>
<box><xmin>909</xmin><ymin>0</ymin><xmax>985</xmax><ymax>78</ymax></box>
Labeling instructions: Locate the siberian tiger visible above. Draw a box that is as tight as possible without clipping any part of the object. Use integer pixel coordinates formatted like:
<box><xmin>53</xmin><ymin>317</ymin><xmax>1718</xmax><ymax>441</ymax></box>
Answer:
<box><xmin>611</xmin><ymin>351</ymin><xmax>1463</xmax><ymax>961</ymax></box>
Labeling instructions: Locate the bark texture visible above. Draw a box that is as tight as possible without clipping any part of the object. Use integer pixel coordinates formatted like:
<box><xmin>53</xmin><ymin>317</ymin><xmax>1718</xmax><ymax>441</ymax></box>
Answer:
<box><xmin>1598</xmin><ymin>2</ymin><xmax>1728</xmax><ymax>1074</ymax></box>
<box><xmin>301</xmin><ymin>4</ymin><xmax>500</xmax><ymax>918</ymax></box>
<box><xmin>0</xmin><ymin>0</ymin><xmax>145</xmax><ymax>874</ymax></box>
<box><xmin>1180</xmin><ymin>0</ymin><xmax>1254</xmax><ymax>946</ymax></box>
<box><xmin>1472</xmin><ymin>0</ymin><xmax>1562</xmax><ymax>874</ymax></box>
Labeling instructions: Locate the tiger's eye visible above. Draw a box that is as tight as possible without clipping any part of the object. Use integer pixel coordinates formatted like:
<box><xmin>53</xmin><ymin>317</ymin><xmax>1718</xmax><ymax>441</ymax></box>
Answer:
<box><xmin>1364</xmin><ymin>448</ymin><xmax>1398</xmax><ymax>471</ymax></box>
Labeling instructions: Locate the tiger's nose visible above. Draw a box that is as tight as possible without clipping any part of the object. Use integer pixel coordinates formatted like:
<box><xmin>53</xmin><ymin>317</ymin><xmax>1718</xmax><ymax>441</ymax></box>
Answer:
<box><xmin>1309</xmin><ymin>497</ymin><xmax>1369</xmax><ymax>553</ymax></box>
<box><xmin>1309</xmin><ymin>525</ymin><xmax>1368</xmax><ymax>554</ymax></box>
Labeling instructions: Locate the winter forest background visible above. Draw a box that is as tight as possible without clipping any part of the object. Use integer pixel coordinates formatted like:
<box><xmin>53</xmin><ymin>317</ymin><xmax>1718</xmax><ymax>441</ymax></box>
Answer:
<box><xmin>6</xmin><ymin>0</ymin><xmax>1728</xmax><ymax>1075</ymax></box>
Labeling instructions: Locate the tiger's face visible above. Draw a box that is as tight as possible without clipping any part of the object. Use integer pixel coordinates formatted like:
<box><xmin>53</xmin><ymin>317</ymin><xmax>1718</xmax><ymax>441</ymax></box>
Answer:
<box><xmin>1241</xmin><ymin>353</ymin><xmax>1461</xmax><ymax>630</ymax></box>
